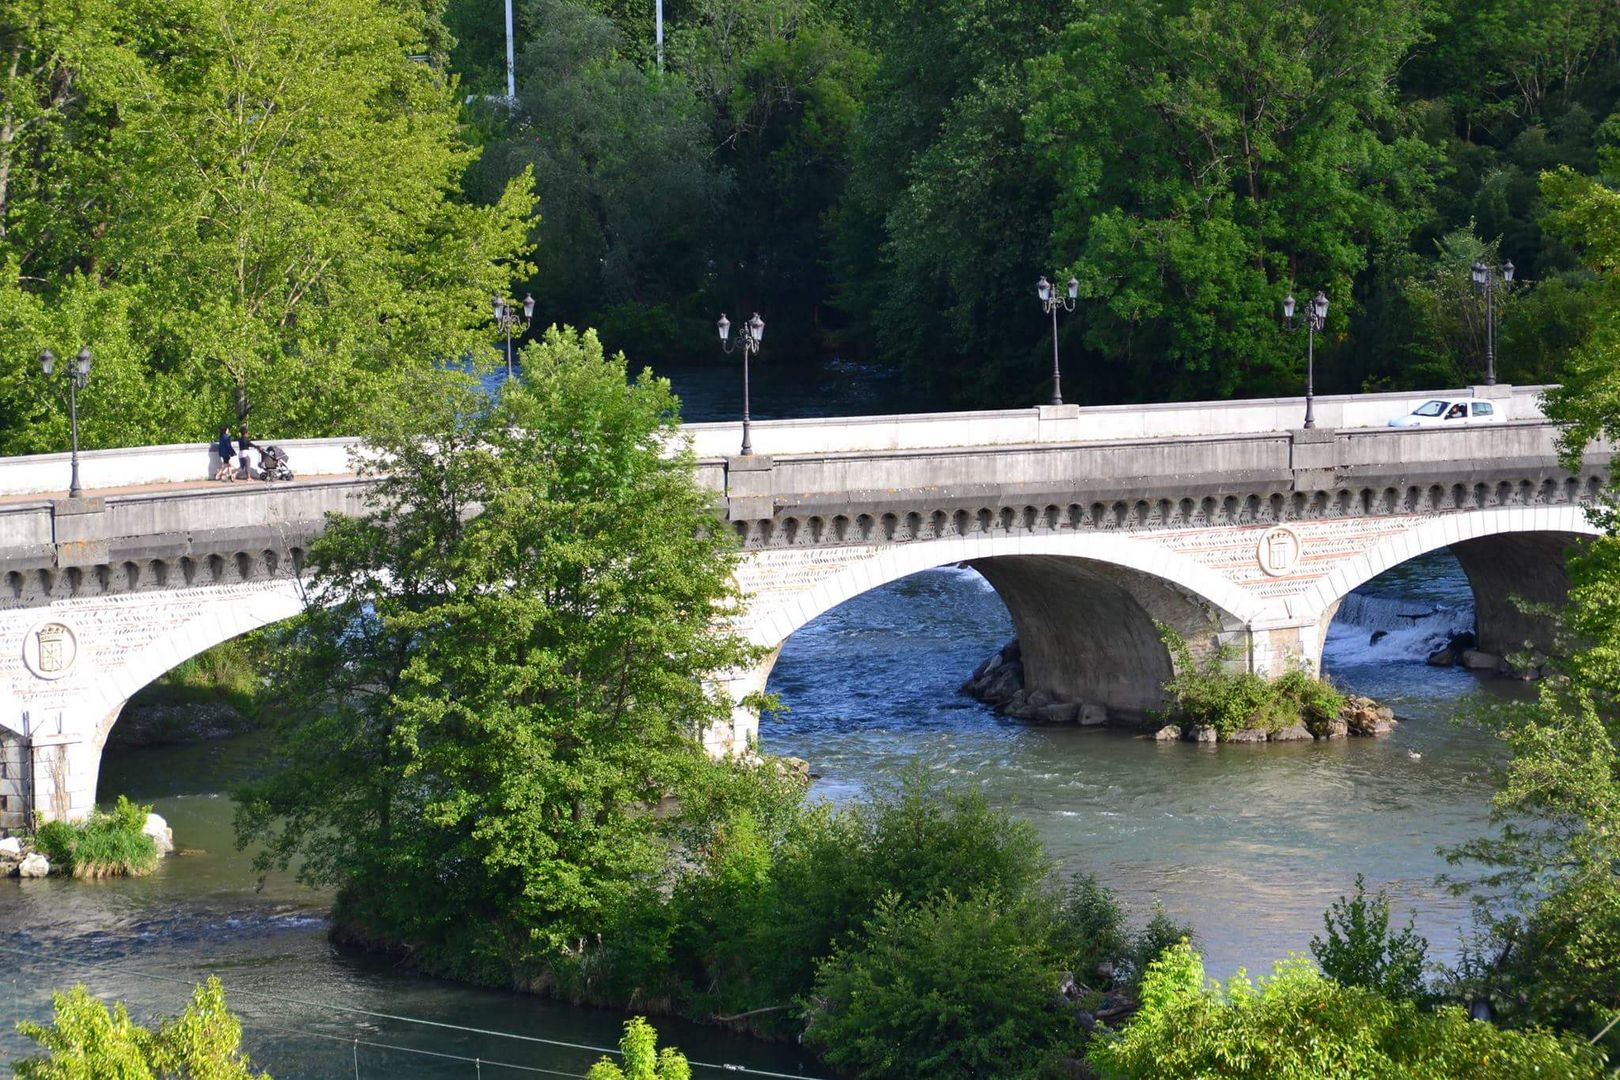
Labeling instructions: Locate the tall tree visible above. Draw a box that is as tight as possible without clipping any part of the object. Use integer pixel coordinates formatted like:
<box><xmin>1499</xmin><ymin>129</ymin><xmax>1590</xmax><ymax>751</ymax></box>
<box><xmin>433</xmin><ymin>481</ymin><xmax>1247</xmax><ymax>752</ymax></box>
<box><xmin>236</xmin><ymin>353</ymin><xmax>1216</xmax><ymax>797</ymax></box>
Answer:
<box><xmin>0</xmin><ymin>0</ymin><xmax>534</xmax><ymax>451</ymax></box>
<box><xmin>1027</xmin><ymin>0</ymin><xmax>1438</xmax><ymax>401</ymax></box>
<box><xmin>235</xmin><ymin>329</ymin><xmax>758</xmax><ymax>980</ymax></box>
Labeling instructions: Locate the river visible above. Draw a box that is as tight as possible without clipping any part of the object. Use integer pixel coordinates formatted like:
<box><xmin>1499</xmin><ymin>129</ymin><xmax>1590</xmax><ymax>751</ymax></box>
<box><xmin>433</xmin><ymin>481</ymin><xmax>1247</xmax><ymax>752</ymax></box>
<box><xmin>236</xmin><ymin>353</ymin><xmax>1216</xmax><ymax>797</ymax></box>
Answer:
<box><xmin>0</xmin><ymin>361</ymin><xmax>1524</xmax><ymax>1076</ymax></box>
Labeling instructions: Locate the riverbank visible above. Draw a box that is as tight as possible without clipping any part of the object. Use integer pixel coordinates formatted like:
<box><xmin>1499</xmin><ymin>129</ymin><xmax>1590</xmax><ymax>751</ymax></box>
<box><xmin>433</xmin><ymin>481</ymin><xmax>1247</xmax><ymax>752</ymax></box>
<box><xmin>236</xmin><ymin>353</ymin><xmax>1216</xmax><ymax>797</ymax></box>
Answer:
<box><xmin>110</xmin><ymin>636</ymin><xmax>272</xmax><ymax>748</ymax></box>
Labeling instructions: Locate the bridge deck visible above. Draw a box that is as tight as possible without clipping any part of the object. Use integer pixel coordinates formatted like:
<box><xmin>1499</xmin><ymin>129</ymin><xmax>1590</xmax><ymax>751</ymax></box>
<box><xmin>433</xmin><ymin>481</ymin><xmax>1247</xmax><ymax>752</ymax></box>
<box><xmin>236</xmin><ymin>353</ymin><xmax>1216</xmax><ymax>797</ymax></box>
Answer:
<box><xmin>0</xmin><ymin>473</ymin><xmax>360</xmax><ymax>507</ymax></box>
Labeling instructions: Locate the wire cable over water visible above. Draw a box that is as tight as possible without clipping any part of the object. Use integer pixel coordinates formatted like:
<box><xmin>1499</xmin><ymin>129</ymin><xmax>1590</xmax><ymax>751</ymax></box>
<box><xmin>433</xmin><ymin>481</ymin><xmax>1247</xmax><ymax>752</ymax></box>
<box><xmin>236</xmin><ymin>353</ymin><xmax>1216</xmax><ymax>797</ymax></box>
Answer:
<box><xmin>0</xmin><ymin>941</ymin><xmax>824</xmax><ymax>1080</ymax></box>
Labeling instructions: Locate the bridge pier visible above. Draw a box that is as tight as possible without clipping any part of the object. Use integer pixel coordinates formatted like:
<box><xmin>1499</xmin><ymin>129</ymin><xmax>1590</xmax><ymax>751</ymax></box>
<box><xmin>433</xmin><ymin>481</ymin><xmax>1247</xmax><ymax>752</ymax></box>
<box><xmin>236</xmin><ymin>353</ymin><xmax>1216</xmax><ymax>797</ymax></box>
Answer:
<box><xmin>1450</xmin><ymin>533</ymin><xmax>1582</xmax><ymax>660</ymax></box>
<box><xmin>971</xmin><ymin>555</ymin><xmax>1245</xmax><ymax>720</ymax></box>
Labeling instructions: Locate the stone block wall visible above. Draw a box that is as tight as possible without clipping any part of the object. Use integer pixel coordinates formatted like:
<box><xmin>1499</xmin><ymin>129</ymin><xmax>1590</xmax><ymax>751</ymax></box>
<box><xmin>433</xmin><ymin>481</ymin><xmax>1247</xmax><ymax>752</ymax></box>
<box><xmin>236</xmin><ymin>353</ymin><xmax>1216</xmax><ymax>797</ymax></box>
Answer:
<box><xmin>0</xmin><ymin>731</ymin><xmax>30</xmax><ymax>833</ymax></box>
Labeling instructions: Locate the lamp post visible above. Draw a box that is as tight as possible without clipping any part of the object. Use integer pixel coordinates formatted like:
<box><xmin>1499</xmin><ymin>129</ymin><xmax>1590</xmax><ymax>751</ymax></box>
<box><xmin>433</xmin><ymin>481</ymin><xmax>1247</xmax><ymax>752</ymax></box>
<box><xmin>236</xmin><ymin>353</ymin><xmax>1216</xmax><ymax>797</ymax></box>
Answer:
<box><xmin>1282</xmin><ymin>290</ymin><xmax>1329</xmax><ymax>429</ymax></box>
<box><xmin>38</xmin><ymin>347</ymin><xmax>93</xmax><ymax>498</ymax></box>
<box><xmin>492</xmin><ymin>293</ymin><xmax>535</xmax><ymax>380</ymax></box>
<box><xmin>718</xmin><ymin>312</ymin><xmax>764</xmax><ymax>456</ymax></box>
<box><xmin>1471</xmin><ymin>258</ymin><xmax>1514</xmax><ymax>386</ymax></box>
<box><xmin>1037</xmin><ymin>275</ymin><xmax>1078</xmax><ymax>406</ymax></box>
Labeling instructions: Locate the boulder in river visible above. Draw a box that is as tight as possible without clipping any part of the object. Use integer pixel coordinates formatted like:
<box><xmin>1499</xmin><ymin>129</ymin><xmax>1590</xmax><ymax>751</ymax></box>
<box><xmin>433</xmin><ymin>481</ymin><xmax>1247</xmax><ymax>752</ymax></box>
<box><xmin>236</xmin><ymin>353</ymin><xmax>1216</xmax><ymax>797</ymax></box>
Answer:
<box><xmin>1079</xmin><ymin>703</ymin><xmax>1108</xmax><ymax>727</ymax></box>
<box><xmin>0</xmin><ymin>836</ymin><xmax>21</xmax><ymax>860</ymax></box>
<box><xmin>15</xmin><ymin>852</ymin><xmax>49</xmax><ymax>878</ymax></box>
<box><xmin>1460</xmin><ymin>649</ymin><xmax>1500</xmax><ymax>671</ymax></box>
<box><xmin>144</xmin><ymin>813</ymin><xmax>175</xmax><ymax>856</ymax></box>
<box><xmin>1426</xmin><ymin>648</ymin><xmax>1455</xmax><ymax>667</ymax></box>
<box><xmin>1270</xmin><ymin>725</ymin><xmax>1313</xmax><ymax>742</ymax></box>
<box><xmin>1154</xmin><ymin>725</ymin><xmax>1181</xmax><ymax>742</ymax></box>
<box><xmin>1192</xmin><ymin>725</ymin><xmax>1218</xmax><ymax>744</ymax></box>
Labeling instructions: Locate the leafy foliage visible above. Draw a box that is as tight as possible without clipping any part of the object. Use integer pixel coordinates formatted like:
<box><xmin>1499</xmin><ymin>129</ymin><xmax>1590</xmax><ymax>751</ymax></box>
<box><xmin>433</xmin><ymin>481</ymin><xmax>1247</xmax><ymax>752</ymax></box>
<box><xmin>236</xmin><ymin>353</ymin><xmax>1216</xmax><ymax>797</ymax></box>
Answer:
<box><xmin>0</xmin><ymin>0</ymin><xmax>534</xmax><ymax>451</ymax></box>
<box><xmin>233</xmin><ymin>328</ymin><xmax>757</xmax><ymax>983</ymax></box>
<box><xmin>803</xmin><ymin>890</ymin><xmax>1085</xmax><ymax>1080</ymax></box>
<box><xmin>1086</xmin><ymin>942</ymin><xmax>1608</xmax><ymax>1079</ymax></box>
<box><xmin>33</xmin><ymin>796</ymin><xmax>159</xmax><ymax>879</ymax></box>
<box><xmin>584</xmin><ymin>1017</ymin><xmax>691</xmax><ymax>1080</ymax></box>
<box><xmin>1159</xmin><ymin>627</ymin><xmax>1346</xmax><ymax>737</ymax></box>
<box><xmin>1311</xmin><ymin>875</ymin><xmax>1430</xmax><ymax>1003</ymax></box>
<box><xmin>13</xmin><ymin>978</ymin><xmax>269</xmax><ymax>1079</ymax></box>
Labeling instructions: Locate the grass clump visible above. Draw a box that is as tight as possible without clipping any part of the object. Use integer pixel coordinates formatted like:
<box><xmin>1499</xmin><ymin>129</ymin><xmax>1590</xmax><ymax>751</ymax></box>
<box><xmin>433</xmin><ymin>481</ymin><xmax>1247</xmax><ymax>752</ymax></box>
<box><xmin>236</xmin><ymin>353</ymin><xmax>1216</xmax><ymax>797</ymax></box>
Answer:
<box><xmin>33</xmin><ymin>795</ymin><xmax>160</xmax><ymax>878</ymax></box>
<box><xmin>1159</xmin><ymin>626</ymin><xmax>1345</xmax><ymax>739</ymax></box>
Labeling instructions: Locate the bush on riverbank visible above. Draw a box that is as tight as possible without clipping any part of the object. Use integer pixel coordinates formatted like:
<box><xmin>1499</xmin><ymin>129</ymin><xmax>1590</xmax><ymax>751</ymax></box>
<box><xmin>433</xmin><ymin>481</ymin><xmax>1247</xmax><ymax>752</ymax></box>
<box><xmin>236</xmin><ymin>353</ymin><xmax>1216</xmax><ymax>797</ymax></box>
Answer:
<box><xmin>1087</xmin><ymin>942</ymin><xmax>1609</xmax><ymax>1079</ymax></box>
<box><xmin>33</xmin><ymin>796</ymin><xmax>159</xmax><ymax>878</ymax></box>
<box><xmin>13</xmin><ymin>977</ymin><xmax>269</xmax><ymax>1079</ymax></box>
<box><xmin>1160</xmin><ymin>627</ymin><xmax>1345</xmax><ymax>738</ymax></box>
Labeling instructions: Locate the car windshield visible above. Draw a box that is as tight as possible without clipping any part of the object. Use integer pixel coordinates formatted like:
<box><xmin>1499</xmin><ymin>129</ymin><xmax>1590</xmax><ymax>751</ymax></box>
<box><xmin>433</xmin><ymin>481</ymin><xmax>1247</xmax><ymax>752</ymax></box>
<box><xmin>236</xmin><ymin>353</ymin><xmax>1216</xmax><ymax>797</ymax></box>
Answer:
<box><xmin>1411</xmin><ymin>400</ymin><xmax>1448</xmax><ymax>417</ymax></box>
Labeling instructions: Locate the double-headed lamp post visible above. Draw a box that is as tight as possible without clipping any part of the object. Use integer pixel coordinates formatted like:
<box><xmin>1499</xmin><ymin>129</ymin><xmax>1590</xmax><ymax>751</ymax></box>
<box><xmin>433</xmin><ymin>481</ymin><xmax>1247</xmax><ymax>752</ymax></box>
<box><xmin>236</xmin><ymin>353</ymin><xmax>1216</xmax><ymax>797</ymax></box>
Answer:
<box><xmin>717</xmin><ymin>312</ymin><xmax>764</xmax><ymax>456</ymax></box>
<box><xmin>38</xmin><ymin>347</ymin><xmax>93</xmax><ymax>498</ymax></box>
<box><xmin>492</xmin><ymin>293</ymin><xmax>535</xmax><ymax>379</ymax></box>
<box><xmin>1282</xmin><ymin>290</ymin><xmax>1329</xmax><ymax>429</ymax></box>
<box><xmin>1471</xmin><ymin>258</ymin><xmax>1514</xmax><ymax>386</ymax></box>
<box><xmin>1036</xmin><ymin>275</ymin><xmax>1079</xmax><ymax>406</ymax></box>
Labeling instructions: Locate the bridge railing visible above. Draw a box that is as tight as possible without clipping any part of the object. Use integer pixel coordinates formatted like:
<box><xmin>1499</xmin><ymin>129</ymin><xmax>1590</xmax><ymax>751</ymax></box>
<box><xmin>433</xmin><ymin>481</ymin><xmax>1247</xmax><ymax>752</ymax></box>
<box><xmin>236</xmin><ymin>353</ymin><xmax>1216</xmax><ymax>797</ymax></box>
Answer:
<box><xmin>683</xmin><ymin>385</ymin><xmax>1548</xmax><ymax>459</ymax></box>
<box><xmin>0</xmin><ymin>385</ymin><xmax>1551</xmax><ymax>497</ymax></box>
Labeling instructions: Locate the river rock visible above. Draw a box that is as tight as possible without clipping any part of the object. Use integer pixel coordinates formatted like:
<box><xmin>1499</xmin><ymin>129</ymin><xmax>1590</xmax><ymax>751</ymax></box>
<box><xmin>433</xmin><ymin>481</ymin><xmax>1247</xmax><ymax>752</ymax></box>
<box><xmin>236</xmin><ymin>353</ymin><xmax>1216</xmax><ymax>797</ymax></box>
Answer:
<box><xmin>1426</xmin><ymin>647</ymin><xmax>1454</xmax><ymax>667</ymax></box>
<box><xmin>15</xmin><ymin>852</ymin><xmax>49</xmax><ymax>878</ymax></box>
<box><xmin>1079</xmin><ymin>703</ymin><xmax>1107</xmax><ymax>727</ymax></box>
<box><xmin>1027</xmin><ymin>688</ymin><xmax>1054</xmax><ymax>709</ymax></box>
<box><xmin>1193</xmin><ymin>725</ymin><xmax>1218</xmax><ymax>744</ymax></box>
<box><xmin>143</xmin><ymin>812</ymin><xmax>175</xmax><ymax>855</ymax></box>
<box><xmin>1228</xmin><ymin>728</ymin><xmax>1268</xmax><ymax>743</ymax></box>
<box><xmin>0</xmin><ymin>836</ymin><xmax>21</xmax><ymax>859</ymax></box>
<box><xmin>1271</xmin><ymin>724</ymin><xmax>1313</xmax><ymax>742</ymax></box>
<box><xmin>1154</xmin><ymin>725</ymin><xmax>1181</xmax><ymax>742</ymax></box>
<box><xmin>1321</xmin><ymin>716</ymin><xmax>1348</xmax><ymax>738</ymax></box>
<box><xmin>1461</xmin><ymin>649</ymin><xmax>1500</xmax><ymax>671</ymax></box>
<box><xmin>1038</xmin><ymin>702</ymin><xmax>1080</xmax><ymax>724</ymax></box>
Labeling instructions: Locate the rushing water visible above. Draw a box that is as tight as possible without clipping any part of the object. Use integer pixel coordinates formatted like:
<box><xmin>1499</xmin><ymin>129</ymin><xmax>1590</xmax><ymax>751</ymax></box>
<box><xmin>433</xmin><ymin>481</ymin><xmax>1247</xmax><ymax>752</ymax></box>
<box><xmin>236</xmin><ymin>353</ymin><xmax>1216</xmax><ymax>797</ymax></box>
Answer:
<box><xmin>0</xmin><ymin>360</ymin><xmax>1527</xmax><ymax>1075</ymax></box>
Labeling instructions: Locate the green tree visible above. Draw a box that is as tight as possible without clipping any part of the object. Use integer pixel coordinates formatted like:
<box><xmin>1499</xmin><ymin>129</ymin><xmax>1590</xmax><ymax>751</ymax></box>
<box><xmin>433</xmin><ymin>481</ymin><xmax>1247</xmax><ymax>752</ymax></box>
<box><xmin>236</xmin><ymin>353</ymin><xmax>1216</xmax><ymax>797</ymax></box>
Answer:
<box><xmin>234</xmin><ymin>328</ymin><xmax>758</xmax><ymax>983</ymax></box>
<box><xmin>1310</xmin><ymin>875</ymin><xmax>1429</xmax><ymax>1003</ymax></box>
<box><xmin>1027</xmin><ymin>0</ymin><xmax>1438</xmax><ymax>402</ymax></box>
<box><xmin>0</xmin><ymin>0</ymin><xmax>534</xmax><ymax>451</ymax></box>
<box><xmin>804</xmin><ymin>890</ymin><xmax>1086</xmax><ymax>1080</ymax></box>
<box><xmin>584</xmin><ymin>1017</ymin><xmax>691</xmax><ymax>1080</ymax></box>
<box><xmin>473</xmin><ymin>0</ymin><xmax>722</xmax><ymax>366</ymax></box>
<box><xmin>1087</xmin><ymin>942</ymin><xmax>1607</xmax><ymax>1079</ymax></box>
<box><xmin>14</xmin><ymin>978</ymin><xmax>269</xmax><ymax>1080</ymax></box>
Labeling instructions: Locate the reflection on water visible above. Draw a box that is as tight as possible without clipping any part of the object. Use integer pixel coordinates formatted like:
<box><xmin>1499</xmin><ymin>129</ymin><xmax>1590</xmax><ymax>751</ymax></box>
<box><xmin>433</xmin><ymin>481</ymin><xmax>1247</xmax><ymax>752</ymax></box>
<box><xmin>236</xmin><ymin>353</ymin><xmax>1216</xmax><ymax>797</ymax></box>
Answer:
<box><xmin>765</xmin><ymin>552</ymin><xmax>1519</xmax><ymax>978</ymax></box>
<box><xmin>2</xmin><ymin>550</ymin><xmax>1522</xmax><ymax>1074</ymax></box>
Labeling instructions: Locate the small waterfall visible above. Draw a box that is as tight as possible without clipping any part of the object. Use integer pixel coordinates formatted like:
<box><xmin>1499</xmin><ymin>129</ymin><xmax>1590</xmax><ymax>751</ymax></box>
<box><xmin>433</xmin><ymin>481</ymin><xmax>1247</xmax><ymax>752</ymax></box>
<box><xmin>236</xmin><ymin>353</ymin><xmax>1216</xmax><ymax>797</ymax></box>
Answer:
<box><xmin>1327</xmin><ymin>590</ymin><xmax>1473</xmax><ymax>665</ymax></box>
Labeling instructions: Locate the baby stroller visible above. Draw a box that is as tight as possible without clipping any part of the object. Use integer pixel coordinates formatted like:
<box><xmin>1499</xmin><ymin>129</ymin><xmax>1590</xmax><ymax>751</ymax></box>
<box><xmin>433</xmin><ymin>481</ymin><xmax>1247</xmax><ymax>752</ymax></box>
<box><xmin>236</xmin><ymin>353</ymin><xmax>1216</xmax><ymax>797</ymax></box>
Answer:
<box><xmin>258</xmin><ymin>444</ymin><xmax>294</xmax><ymax>482</ymax></box>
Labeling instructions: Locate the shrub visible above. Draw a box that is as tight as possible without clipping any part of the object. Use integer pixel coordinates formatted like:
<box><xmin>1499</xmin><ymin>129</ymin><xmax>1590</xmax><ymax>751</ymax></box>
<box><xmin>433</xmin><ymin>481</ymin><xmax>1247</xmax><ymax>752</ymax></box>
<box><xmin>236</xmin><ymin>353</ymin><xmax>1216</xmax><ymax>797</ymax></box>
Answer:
<box><xmin>1087</xmin><ymin>943</ymin><xmax>1607</xmax><ymax>1079</ymax></box>
<box><xmin>32</xmin><ymin>796</ymin><xmax>159</xmax><ymax>878</ymax></box>
<box><xmin>1159</xmin><ymin>627</ymin><xmax>1345</xmax><ymax>738</ymax></box>
<box><xmin>804</xmin><ymin>890</ymin><xmax>1086</xmax><ymax>1080</ymax></box>
<box><xmin>1311</xmin><ymin>875</ymin><xmax>1429</xmax><ymax>1003</ymax></box>
<box><xmin>585</xmin><ymin>1017</ymin><xmax>691</xmax><ymax>1080</ymax></box>
<box><xmin>13</xmin><ymin>977</ymin><xmax>269</xmax><ymax>1079</ymax></box>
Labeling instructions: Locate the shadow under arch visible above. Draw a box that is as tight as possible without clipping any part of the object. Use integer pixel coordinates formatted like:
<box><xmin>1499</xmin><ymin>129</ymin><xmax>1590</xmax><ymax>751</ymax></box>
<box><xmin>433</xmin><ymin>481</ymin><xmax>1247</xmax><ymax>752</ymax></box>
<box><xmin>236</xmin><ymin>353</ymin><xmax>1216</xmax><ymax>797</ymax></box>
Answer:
<box><xmin>743</xmin><ymin>533</ymin><xmax>1262</xmax><ymax>721</ymax></box>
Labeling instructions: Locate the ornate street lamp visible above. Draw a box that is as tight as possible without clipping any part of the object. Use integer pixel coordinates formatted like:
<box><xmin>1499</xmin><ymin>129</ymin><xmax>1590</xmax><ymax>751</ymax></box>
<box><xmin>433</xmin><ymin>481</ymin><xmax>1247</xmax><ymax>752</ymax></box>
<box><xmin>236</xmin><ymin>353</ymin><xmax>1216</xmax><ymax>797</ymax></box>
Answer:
<box><xmin>38</xmin><ymin>346</ymin><xmax>93</xmax><ymax>498</ymax></box>
<box><xmin>1470</xmin><ymin>258</ymin><xmax>1514</xmax><ymax>386</ymax></box>
<box><xmin>1282</xmin><ymin>290</ymin><xmax>1329</xmax><ymax>429</ymax></box>
<box><xmin>1037</xmin><ymin>275</ymin><xmax>1079</xmax><ymax>406</ymax></box>
<box><xmin>492</xmin><ymin>292</ymin><xmax>535</xmax><ymax>380</ymax></box>
<box><xmin>718</xmin><ymin>312</ymin><xmax>765</xmax><ymax>456</ymax></box>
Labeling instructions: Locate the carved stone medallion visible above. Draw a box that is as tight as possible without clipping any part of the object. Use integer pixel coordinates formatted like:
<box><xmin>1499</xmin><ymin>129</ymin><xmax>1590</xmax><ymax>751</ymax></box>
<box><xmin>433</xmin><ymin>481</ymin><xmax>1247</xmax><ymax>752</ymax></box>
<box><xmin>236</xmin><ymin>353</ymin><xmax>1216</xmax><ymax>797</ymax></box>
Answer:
<box><xmin>22</xmin><ymin>620</ymin><xmax>78</xmax><ymax>680</ymax></box>
<box><xmin>1256</xmin><ymin>526</ymin><xmax>1304</xmax><ymax>577</ymax></box>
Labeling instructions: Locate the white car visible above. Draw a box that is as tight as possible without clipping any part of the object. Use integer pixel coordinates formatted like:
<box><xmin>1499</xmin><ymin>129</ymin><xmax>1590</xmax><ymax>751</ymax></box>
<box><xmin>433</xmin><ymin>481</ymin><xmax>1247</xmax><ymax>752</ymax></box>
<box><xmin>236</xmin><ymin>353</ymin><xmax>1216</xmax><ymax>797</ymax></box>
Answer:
<box><xmin>1388</xmin><ymin>398</ymin><xmax>1506</xmax><ymax>428</ymax></box>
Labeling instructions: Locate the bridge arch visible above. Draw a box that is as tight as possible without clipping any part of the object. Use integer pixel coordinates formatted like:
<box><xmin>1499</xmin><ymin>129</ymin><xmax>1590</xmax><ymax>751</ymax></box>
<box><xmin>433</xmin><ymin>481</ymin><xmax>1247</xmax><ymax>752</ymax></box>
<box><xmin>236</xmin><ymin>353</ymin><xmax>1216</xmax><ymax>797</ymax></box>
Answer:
<box><xmin>740</xmin><ymin>532</ymin><xmax>1265</xmax><ymax>727</ymax></box>
<box><xmin>1302</xmin><ymin>506</ymin><xmax>1600</xmax><ymax>659</ymax></box>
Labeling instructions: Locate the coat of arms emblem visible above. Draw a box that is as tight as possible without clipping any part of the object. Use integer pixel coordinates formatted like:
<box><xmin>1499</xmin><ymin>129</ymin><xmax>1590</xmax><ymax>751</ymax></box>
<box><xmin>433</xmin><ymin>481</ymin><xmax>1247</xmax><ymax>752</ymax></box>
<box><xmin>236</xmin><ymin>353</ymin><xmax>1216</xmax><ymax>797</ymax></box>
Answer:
<box><xmin>23</xmin><ymin>620</ymin><xmax>77</xmax><ymax>680</ymax></box>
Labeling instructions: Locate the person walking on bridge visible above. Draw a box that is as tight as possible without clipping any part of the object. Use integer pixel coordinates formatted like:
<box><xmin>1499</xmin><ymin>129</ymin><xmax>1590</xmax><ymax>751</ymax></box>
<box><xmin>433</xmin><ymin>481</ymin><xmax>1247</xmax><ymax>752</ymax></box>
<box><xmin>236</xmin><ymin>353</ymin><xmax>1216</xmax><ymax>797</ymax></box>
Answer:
<box><xmin>236</xmin><ymin>424</ymin><xmax>257</xmax><ymax>480</ymax></box>
<box><xmin>214</xmin><ymin>426</ymin><xmax>237</xmax><ymax>482</ymax></box>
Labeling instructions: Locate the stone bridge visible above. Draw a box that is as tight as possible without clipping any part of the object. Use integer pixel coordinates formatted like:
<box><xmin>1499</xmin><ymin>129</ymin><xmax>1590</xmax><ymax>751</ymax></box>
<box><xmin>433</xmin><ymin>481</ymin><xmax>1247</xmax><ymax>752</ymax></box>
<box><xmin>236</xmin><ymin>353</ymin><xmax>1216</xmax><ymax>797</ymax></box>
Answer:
<box><xmin>0</xmin><ymin>384</ymin><xmax>1607</xmax><ymax>827</ymax></box>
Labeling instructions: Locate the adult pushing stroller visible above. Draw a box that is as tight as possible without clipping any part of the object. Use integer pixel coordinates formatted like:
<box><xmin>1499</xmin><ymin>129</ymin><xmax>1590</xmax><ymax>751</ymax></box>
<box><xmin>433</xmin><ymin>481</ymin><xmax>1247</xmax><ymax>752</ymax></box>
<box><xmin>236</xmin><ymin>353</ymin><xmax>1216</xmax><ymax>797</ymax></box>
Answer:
<box><xmin>258</xmin><ymin>444</ymin><xmax>294</xmax><ymax>482</ymax></box>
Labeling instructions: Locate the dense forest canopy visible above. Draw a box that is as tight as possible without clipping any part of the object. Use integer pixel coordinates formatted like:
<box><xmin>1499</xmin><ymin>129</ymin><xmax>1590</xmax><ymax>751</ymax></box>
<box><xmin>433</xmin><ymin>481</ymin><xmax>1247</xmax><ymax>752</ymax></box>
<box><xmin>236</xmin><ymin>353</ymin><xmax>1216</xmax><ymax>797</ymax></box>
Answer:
<box><xmin>4</xmin><ymin>0</ymin><xmax>1619</xmax><ymax>444</ymax></box>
